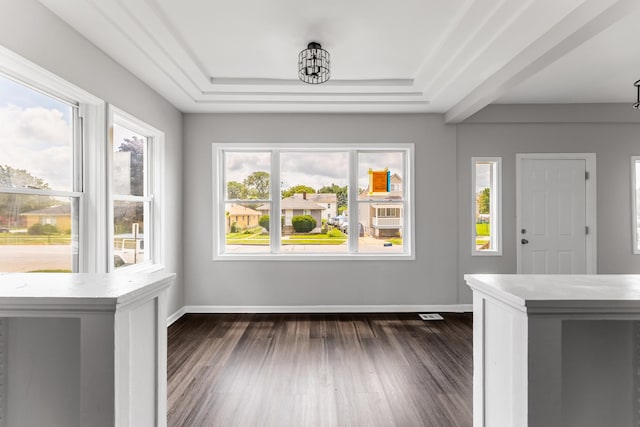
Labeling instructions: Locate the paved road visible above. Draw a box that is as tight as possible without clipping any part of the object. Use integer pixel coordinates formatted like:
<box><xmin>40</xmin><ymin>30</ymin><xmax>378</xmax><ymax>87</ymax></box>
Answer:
<box><xmin>0</xmin><ymin>245</ymin><xmax>72</xmax><ymax>272</ymax></box>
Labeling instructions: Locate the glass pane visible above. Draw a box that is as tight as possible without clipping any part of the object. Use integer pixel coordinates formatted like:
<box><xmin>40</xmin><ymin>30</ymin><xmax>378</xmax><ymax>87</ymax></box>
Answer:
<box><xmin>0</xmin><ymin>193</ymin><xmax>77</xmax><ymax>272</ymax></box>
<box><xmin>225</xmin><ymin>202</ymin><xmax>270</xmax><ymax>253</ymax></box>
<box><xmin>113</xmin><ymin>200</ymin><xmax>147</xmax><ymax>268</ymax></box>
<box><xmin>475</xmin><ymin>161</ymin><xmax>495</xmax><ymax>252</ymax></box>
<box><xmin>280</xmin><ymin>152</ymin><xmax>348</xmax><ymax>253</ymax></box>
<box><xmin>112</xmin><ymin>124</ymin><xmax>146</xmax><ymax>197</ymax></box>
<box><xmin>224</xmin><ymin>152</ymin><xmax>271</xmax><ymax>200</ymax></box>
<box><xmin>635</xmin><ymin>160</ymin><xmax>640</xmax><ymax>252</ymax></box>
<box><xmin>0</xmin><ymin>74</ymin><xmax>75</xmax><ymax>192</ymax></box>
<box><xmin>357</xmin><ymin>202</ymin><xmax>404</xmax><ymax>253</ymax></box>
<box><xmin>358</xmin><ymin>152</ymin><xmax>403</xmax><ymax>201</ymax></box>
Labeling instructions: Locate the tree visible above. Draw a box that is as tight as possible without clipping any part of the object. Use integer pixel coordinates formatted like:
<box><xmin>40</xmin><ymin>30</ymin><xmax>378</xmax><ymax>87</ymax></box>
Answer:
<box><xmin>258</xmin><ymin>215</ymin><xmax>270</xmax><ymax>231</ymax></box>
<box><xmin>0</xmin><ymin>165</ymin><xmax>56</xmax><ymax>228</ymax></box>
<box><xmin>243</xmin><ymin>171</ymin><xmax>270</xmax><ymax>199</ymax></box>
<box><xmin>282</xmin><ymin>185</ymin><xmax>316</xmax><ymax>198</ymax></box>
<box><xmin>478</xmin><ymin>188</ymin><xmax>491</xmax><ymax>215</ymax></box>
<box><xmin>227</xmin><ymin>181</ymin><xmax>248</xmax><ymax>199</ymax></box>
<box><xmin>117</xmin><ymin>136</ymin><xmax>144</xmax><ymax>196</ymax></box>
<box><xmin>318</xmin><ymin>184</ymin><xmax>348</xmax><ymax>212</ymax></box>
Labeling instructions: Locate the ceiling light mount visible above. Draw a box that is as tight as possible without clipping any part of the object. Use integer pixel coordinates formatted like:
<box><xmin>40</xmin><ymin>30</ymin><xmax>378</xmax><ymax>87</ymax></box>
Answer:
<box><xmin>634</xmin><ymin>80</ymin><xmax>640</xmax><ymax>109</ymax></box>
<box><xmin>298</xmin><ymin>42</ymin><xmax>330</xmax><ymax>84</ymax></box>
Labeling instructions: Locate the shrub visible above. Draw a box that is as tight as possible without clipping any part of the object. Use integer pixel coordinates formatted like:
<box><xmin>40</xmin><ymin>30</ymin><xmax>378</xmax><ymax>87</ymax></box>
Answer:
<box><xmin>28</xmin><ymin>224</ymin><xmax>44</xmax><ymax>235</ymax></box>
<box><xmin>259</xmin><ymin>215</ymin><xmax>270</xmax><ymax>231</ymax></box>
<box><xmin>291</xmin><ymin>215</ymin><xmax>316</xmax><ymax>233</ymax></box>
<box><xmin>28</xmin><ymin>223</ymin><xmax>59</xmax><ymax>235</ymax></box>
<box><xmin>230</xmin><ymin>222</ymin><xmax>239</xmax><ymax>233</ymax></box>
<box><xmin>327</xmin><ymin>228</ymin><xmax>344</xmax><ymax>238</ymax></box>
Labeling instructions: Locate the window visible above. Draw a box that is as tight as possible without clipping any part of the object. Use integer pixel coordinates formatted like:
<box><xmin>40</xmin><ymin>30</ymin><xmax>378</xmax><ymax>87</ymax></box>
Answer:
<box><xmin>472</xmin><ymin>157</ymin><xmax>502</xmax><ymax>256</ymax></box>
<box><xmin>633</xmin><ymin>156</ymin><xmax>640</xmax><ymax>254</ymax></box>
<box><xmin>109</xmin><ymin>108</ymin><xmax>163</xmax><ymax>270</ymax></box>
<box><xmin>0</xmin><ymin>73</ymin><xmax>81</xmax><ymax>272</ymax></box>
<box><xmin>214</xmin><ymin>143</ymin><xmax>414</xmax><ymax>259</ymax></box>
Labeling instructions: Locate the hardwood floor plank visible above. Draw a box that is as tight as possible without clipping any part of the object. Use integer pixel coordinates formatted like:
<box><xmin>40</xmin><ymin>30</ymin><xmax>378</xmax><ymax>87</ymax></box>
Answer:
<box><xmin>168</xmin><ymin>313</ymin><xmax>472</xmax><ymax>427</ymax></box>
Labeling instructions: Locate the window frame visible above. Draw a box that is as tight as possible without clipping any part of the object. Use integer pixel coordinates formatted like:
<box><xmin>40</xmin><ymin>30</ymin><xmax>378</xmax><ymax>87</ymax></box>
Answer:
<box><xmin>471</xmin><ymin>157</ymin><xmax>502</xmax><ymax>256</ymax></box>
<box><xmin>213</xmin><ymin>142</ymin><xmax>415</xmax><ymax>261</ymax></box>
<box><xmin>632</xmin><ymin>156</ymin><xmax>640</xmax><ymax>255</ymax></box>
<box><xmin>108</xmin><ymin>106</ymin><xmax>165</xmax><ymax>272</ymax></box>
<box><xmin>0</xmin><ymin>45</ymin><xmax>105</xmax><ymax>273</ymax></box>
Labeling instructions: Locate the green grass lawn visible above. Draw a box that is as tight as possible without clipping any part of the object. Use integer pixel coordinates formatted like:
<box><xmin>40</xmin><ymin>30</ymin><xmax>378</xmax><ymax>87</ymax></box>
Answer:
<box><xmin>0</xmin><ymin>234</ymin><xmax>72</xmax><ymax>245</ymax></box>
<box><xmin>475</xmin><ymin>223</ymin><xmax>491</xmax><ymax>236</ymax></box>
<box><xmin>227</xmin><ymin>232</ymin><xmax>347</xmax><ymax>245</ymax></box>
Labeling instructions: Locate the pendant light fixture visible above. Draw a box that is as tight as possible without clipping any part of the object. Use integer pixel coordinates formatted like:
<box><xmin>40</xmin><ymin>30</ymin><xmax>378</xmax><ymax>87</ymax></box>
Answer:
<box><xmin>298</xmin><ymin>42</ymin><xmax>330</xmax><ymax>84</ymax></box>
<box><xmin>634</xmin><ymin>80</ymin><xmax>640</xmax><ymax>109</ymax></box>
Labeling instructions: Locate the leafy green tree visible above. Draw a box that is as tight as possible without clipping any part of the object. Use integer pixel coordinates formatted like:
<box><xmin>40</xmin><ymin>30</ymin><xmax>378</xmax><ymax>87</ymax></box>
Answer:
<box><xmin>478</xmin><ymin>188</ymin><xmax>491</xmax><ymax>215</ymax></box>
<box><xmin>117</xmin><ymin>136</ymin><xmax>144</xmax><ymax>196</ymax></box>
<box><xmin>243</xmin><ymin>171</ymin><xmax>270</xmax><ymax>199</ymax></box>
<box><xmin>0</xmin><ymin>166</ymin><xmax>56</xmax><ymax>228</ymax></box>
<box><xmin>282</xmin><ymin>185</ymin><xmax>316</xmax><ymax>198</ymax></box>
<box><xmin>318</xmin><ymin>183</ymin><xmax>348</xmax><ymax>212</ymax></box>
<box><xmin>227</xmin><ymin>181</ymin><xmax>248</xmax><ymax>199</ymax></box>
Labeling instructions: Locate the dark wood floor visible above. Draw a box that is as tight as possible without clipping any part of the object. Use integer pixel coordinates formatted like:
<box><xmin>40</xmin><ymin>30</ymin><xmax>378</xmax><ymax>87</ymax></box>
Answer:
<box><xmin>167</xmin><ymin>313</ymin><xmax>473</xmax><ymax>427</ymax></box>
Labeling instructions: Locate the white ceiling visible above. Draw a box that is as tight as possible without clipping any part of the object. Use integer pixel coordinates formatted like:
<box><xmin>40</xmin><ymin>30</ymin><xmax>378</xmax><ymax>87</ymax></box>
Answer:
<box><xmin>38</xmin><ymin>0</ymin><xmax>640</xmax><ymax>121</ymax></box>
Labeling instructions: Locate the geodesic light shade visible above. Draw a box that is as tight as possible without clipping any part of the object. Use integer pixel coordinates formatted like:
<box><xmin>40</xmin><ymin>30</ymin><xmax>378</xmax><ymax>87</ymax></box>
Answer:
<box><xmin>298</xmin><ymin>42</ymin><xmax>330</xmax><ymax>84</ymax></box>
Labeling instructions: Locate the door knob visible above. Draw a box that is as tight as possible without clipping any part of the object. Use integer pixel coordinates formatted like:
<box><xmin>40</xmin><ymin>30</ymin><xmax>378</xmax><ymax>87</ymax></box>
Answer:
<box><xmin>521</xmin><ymin>238</ymin><xmax>529</xmax><ymax>244</ymax></box>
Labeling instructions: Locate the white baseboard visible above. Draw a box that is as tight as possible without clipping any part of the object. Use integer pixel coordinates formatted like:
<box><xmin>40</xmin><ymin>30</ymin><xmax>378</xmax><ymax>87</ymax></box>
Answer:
<box><xmin>167</xmin><ymin>306</ymin><xmax>187</xmax><ymax>326</ymax></box>
<box><xmin>182</xmin><ymin>304</ymin><xmax>472</xmax><ymax>314</ymax></box>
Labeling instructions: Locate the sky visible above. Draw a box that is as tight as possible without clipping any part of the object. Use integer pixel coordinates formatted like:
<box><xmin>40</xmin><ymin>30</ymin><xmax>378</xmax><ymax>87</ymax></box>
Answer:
<box><xmin>0</xmin><ymin>74</ymin><xmax>74</xmax><ymax>191</ymax></box>
<box><xmin>475</xmin><ymin>162</ymin><xmax>491</xmax><ymax>194</ymax></box>
<box><xmin>225</xmin><ymin>151</ymin><xmax>404</xmax><ymax>192</ymax></box>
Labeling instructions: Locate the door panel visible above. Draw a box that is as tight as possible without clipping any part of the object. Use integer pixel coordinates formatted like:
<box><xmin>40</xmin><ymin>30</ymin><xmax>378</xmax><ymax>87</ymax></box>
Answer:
<box><xmin>520</xmin><ymin>159</ymin><xmax>586</xmax><ymax>274</ymax></box>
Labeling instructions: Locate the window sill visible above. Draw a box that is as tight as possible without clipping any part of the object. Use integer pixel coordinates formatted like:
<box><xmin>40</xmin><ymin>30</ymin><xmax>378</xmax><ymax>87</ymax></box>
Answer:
<box><xmin>213</xmin><ymin>253</ymin><xmax>415</xmax><ymax>261</ymax></box>
<box><xmin>114</xmin><ymin>262</ymin><xmax>166</xmax><ymax>274</ymax></box>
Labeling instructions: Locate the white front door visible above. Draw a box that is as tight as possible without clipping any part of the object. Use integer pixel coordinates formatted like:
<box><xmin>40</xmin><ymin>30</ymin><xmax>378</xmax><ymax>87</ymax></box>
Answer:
<box><xmin>519</xmin><ymin>158</ymin><xmax>587</xmax><ymax>274</ymax></box>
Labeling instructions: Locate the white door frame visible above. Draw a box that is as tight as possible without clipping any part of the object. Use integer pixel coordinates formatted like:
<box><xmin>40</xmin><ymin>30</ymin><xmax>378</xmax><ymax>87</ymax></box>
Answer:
<box><xmin>516</xmin><ymin>153</ymin><xmax>597</xmax><ymax>274</ymax></box>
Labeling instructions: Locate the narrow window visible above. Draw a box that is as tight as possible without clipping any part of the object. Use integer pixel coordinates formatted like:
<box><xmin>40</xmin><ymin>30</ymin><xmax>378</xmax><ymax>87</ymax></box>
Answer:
<box><xmin>633</xmin><ymin>156</ymin><xmax>640</xmax><ymax>254</ymax></box>
<box><xmin>110</xmin><ymin>110</ymin><xmax>162</xmax><ymax>270</ymax></box>
<box><xmin>472</xmin><ymin>158</ymin><xmax>502</xmax><ymax>256</ymax></box>
<box><xmin>0</xmin><ymin>73</ymin><xmax>81</xmax><ymax>272</ymax></box>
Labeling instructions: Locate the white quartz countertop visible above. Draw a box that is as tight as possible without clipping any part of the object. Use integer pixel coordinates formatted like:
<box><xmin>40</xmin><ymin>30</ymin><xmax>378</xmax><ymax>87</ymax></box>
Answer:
<box><xmin>465</xmin><ymin>274</ymin><xmax>640</xmax><ymax>313</ymax></box>
<box><xmin>0</xmin><ymin>271</ymin><xmax>175</xmax><ymax>312</ymax></box>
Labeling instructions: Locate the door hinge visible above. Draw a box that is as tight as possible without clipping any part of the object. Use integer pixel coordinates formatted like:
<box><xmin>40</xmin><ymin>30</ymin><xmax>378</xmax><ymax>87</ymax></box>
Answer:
<box><xmin>585</xmin><ymin>226</ymin><xmax>589</xmax><ymax>235</ymax></box>
<box><xmin>585</xmin><ymin>171</ymin><xmax>589</xmax><ymax>180</ymax></box>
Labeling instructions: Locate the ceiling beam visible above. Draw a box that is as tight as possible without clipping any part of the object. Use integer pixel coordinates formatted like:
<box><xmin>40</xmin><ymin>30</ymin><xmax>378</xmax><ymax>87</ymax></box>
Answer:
<box><xmin>445</xmin><ymin>0</ymin><xmax>640</xmax><ymax>124</ymax></box>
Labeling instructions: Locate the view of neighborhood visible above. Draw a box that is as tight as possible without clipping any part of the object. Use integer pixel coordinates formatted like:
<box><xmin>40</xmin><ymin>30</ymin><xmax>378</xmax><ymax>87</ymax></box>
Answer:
<box><xmin>223</xmin><ymin>151</ymin><xmax>405</xmax><ymax>254</ymax></box>
<box><xmin>474</xmin><ymin>161</ymin><xmax>495</xmax><ymax>252</ymax></box>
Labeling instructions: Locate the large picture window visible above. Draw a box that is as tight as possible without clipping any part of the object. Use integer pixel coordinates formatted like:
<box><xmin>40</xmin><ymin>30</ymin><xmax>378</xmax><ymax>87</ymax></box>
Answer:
<box><xmin>472</xmin><ymin>157</ymin><xmax>502</xmax><ymax>256</ymax></box>
<box><xmin>633</xmin><ymin>156</ymin><xmax>640</xmax><ymax>254</ymax></box>
<box><xmin>0</xmin><ymin>73</ymin><xmax>81</xmax><ymax>272</ymax></box>
<box><xmin>214</xmin><ymin>144</ymin><xmax>414</xmax><ymax>259</ymax></box>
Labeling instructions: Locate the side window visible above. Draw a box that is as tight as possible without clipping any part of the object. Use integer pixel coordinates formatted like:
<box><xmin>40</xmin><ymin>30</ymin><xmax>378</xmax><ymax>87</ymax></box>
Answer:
<box><xmin>0</xmin><ymin>73</ymin><xmax>81</xmax><ymax>272</ymax></box>
<box><xmin>110</xmin><ymin>109</ymin><xmax>163</xmax><ymax>270</ymax></box>
<box><xmin>633</xmin><ymin>156</ymin><xmax>640</xmax><ymax>254</ymax></box>
<box><xmin>472</xmin><ymin>158</ymin><xmax>502</xmax><ymax>256</ymax></box>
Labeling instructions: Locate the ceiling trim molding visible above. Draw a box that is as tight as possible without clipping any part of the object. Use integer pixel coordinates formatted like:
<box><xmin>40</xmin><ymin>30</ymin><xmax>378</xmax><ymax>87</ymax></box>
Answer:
<box><xmin>446</xmin><ymin>0</ymin><xmax>640</xmax><ymax>123</ymax></box>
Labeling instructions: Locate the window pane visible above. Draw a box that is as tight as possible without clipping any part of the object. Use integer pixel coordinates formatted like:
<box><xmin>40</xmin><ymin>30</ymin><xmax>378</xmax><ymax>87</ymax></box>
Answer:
<box><xmin>112</xmin><ymin>124</ymin><xmax>146</xmax><ymax>197</ymax></box>
<box><xmin>225</xmin><ymin>202</ymin><xmax>270</xmax><ymax>253</ymax></box>
<box><xmin>280</xmin><ymin>152</ymin><xmax>348</xmax><ymax>253</ymax></box>
<box><xmin>474</xmin><ymin>161</ymin><xmax>497</xmax><ymax>252</ymax></box>
<box><xmin>358</xmin><ymin>152</ymin><xmax>403</xmax><ymax>201</ymax></box>
<box><xmin>357</xmin><ymin>202</ymin><xmax>404</xmax><ymax>253</ymax></box>
<box><xmin>113</xmin><ymin>200</ymin><xmax>147</xmax><ymax>268</ymax></box>
<box><xmin>225</xmin><ymin>152</ymin><xmax>271</xmax><ymax>200</ymax></box>
<box><xmin>0</xmin><ymin>74</ymin><xmax>75</xmax><ymax>192</ymax></box>
<box><xmin>0</xmin><ymin>194</ymin><xmax>77</xmax><ymax>272</ymax></box>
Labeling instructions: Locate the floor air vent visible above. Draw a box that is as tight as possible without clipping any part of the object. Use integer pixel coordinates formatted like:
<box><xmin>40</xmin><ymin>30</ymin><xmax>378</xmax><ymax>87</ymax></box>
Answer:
<box><xmin>419</xmin><ymin>313</ymin><xmax>444</xmax><ymax>321</ymax></box>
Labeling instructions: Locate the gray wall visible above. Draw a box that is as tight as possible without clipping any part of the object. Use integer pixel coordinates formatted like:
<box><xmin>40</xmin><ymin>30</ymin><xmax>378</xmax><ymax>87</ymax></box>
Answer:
<box><xmin>0</xmin><ymin>0</ymin><xmax>184</xmax><ymax>315</ymax></box>
<box><xmin>183</xmin><ymin>114</ymin><xmax>459</xmax><ymax>306</ymax></box>
<box><xmin>457</xmin><ymin>105</ymin><xmax>640</xmax><ymax>302</ymax></box>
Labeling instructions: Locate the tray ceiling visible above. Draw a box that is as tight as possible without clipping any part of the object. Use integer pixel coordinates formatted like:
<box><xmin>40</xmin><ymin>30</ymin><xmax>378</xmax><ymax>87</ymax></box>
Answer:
<box><xmin>38</xmin><ymin>0</ymin><xmax>640</xmax><ymax>121</ymax></box>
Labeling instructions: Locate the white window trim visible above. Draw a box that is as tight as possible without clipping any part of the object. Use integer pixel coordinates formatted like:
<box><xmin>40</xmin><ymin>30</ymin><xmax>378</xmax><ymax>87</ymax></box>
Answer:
<box><xmin>108</xmin><ymin>106</ymin><xmax>165</xmax><ymax>272</ymax></box>
<box><xmin>471</xmin><ymin>157</ymin><xmax>502</xmax><ymax>256</ymax></box>
<box><xmin>0</xmin><ymin>45</ymin><xmax>105</xmax><ymax>273</ymax></box>
<box><xmin>212</xmin><ymin>142</ymin><xmax>415</xmax><ymax>261</ymax></box>
<box><xmin>632</xmin><ymin>156</ymin><xmax>640</xmax><ymax>255</ymax></box>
